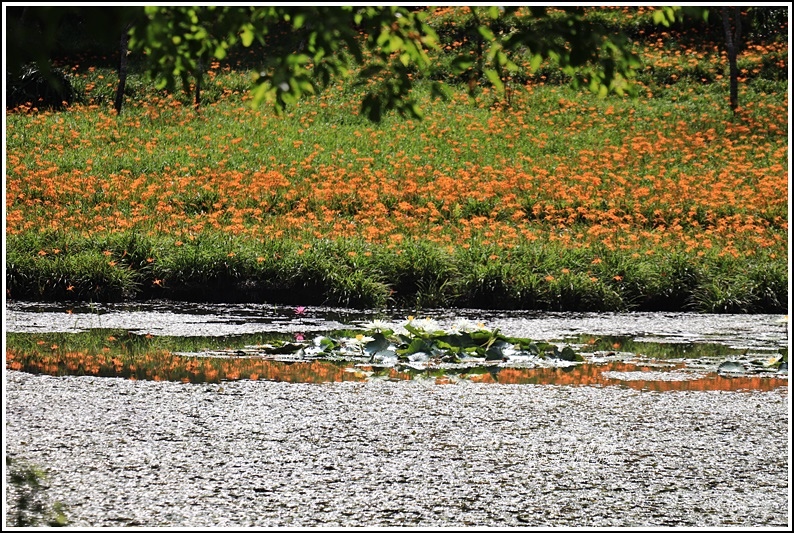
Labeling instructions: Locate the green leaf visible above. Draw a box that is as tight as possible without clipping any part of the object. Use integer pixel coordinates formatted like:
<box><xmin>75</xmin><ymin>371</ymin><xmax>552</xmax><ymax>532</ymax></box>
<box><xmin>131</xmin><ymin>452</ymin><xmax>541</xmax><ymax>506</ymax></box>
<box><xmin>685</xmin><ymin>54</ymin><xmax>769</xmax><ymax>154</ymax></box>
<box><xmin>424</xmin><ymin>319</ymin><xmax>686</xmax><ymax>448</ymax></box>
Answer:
<box><xmin>484</xmin><ymin>328</ymin><xmax>502</xmax><ymax>351</ymax></box>
<box><xmin>485</xmin><ymin>340</ymin><xmax>510</xmax><ymax>361</ymax></box>
<box><xmin>241</xmin><ymin>25</ymin><xmax>255</xmax><ymax>47</ymax></box>
<box><xmin>528</xmin><ymin>53</ymin><xmax>543</xmax><ymax>73</ymax></box>
<box><xmin>286</xmin><ymin>53</ymin><xmax>311</xmax><ymax>67</ymax></box>
<box><xmin>404</xmin><ymin>322</ymin><xmax>428</xmax><ymax>339</ymax></box>
<box><xmin>262</xmin><ymin>342</ymin><xmax>305</xmax><ymax>355</ymax></box>
<box><xmin>430</xmin><ymin>81</ymin><xmax>452</xmax><ymax>101</ymax></box>
<box><xmin>652</xmin><ymin>7</ymin><xmax>679</xmax><ymax>27</ymax></box>
<box><xmin>525</xmin><ymin>343</ymin><xmax>540</xmax><ymax>356</ymax></box>
<box><xmin>364</xmin><ymin>332</ymin><xmax>391</xmax><ymax>355</ymax></box>
<box><xmin>434</xmin><ymin>340</ymin><xmax>456</xmax><ymax>352</ymax></box>
<box><xmin>469</xmin><ymin>330</ymin><xmax>494</xmax><ymax>344</ymax></box>
<box><xmin>389</xmin><ymin>35</ymin><xmax>405</xmax><ymax>53</ymax></box>
<box><xmin>487</xmin><ymin>6</ymin><xmax>502</xmax><ymax>19</ymax></box>
<box><xmin>477</xmin><ymin>25</ymin><xmax>495</xmax><ymax>42</ymax></box>
<box><xmin>559</xmin><ymin>346</ymin><xmax>583</xmax><ymax>362</ymax></box>
<box><xmin>438</xmin><ymin>333</ymin><xmax>474</xmax><ymax>349</ymax></box>
<box><xmin>406</xmin><ymin>102</ymin><xmax>423</xmax><ymax>120</ymax></box>
<box><xmin>249</xmin><ymin>80</ymin><xmax>273</xmax><ymax>108</ymax></box>
<box><xmin>318</xmin><ymin>337</ymin><xmax>337</xmax><ymax>352</ymax></box>
<box><xmin>450</xmin><ymin>55</ymin><xmax>476</xmax><ymax>74</ymax></box>
<box><xmin>292</xmin><ymin>13</ymin><xmax>306</xmax><ymax>29</ymax></box>
<box><xmin>397</xmin><ymin>338</ymin><xmax>429</xmax><ymax>357</ymax></box>
<box><xmin>297</xmin><ymin>78</ymin><xmax>315</xmax><ymax>95</ymax></box>
<box><xmin>483</xmin><ymin>68</ymin><xmax>504</xmax><ymax>93</ymax></box>
<box><xmin>542</xmin><ymin>345</ymin><xmax>583</xmax><ymax>362</ymax></box>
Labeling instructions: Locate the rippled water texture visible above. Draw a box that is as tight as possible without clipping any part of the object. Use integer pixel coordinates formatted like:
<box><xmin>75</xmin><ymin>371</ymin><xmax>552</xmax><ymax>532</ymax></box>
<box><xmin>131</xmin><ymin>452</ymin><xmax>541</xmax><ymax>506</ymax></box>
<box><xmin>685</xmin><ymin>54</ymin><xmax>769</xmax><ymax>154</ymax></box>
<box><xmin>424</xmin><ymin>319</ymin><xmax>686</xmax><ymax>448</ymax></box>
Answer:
<box><xmin>5</xmin><ymin>300</ymin><xmax>789</xmax><ymax>350</ymax></box>
<box><xmin>4</xmin><ymin>302</ymin><xmax>790</xmax><ymax>527</ymax></box>
<box><xmin>4</xmin><ymin>372</ymin><xmax>789</xmax><ymax>527</ymax></box>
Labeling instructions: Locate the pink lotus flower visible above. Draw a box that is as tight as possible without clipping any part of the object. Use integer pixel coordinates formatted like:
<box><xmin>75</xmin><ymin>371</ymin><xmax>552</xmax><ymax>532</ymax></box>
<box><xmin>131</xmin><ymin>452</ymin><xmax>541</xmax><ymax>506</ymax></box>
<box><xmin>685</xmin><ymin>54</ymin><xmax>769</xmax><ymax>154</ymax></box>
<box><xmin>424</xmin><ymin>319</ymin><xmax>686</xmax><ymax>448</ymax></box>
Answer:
<box><xmin>295</xmin><ymin>306</ymin><xmax>306</xmax><ymax>316</ymax></box>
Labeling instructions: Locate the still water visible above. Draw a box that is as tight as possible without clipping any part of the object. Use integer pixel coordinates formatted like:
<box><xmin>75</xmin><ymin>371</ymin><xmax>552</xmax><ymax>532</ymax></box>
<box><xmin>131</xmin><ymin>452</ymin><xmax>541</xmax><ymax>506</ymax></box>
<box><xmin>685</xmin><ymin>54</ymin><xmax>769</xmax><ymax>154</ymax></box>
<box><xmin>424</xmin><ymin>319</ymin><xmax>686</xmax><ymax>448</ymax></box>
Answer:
<box><xmin>5</xmin><ymin>300</ymin><xmax>788</xmax><ymax>390</ymax></box>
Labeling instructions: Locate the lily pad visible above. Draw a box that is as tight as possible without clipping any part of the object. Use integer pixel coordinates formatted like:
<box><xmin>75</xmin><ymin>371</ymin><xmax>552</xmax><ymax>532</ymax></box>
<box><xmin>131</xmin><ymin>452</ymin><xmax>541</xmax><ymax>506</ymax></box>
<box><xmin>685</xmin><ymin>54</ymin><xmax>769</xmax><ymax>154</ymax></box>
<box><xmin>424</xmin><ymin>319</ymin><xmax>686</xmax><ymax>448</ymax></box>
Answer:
<box><xmin>364</xmin><ymin>332</ymin><xmax>391</xmax><ymax>356</ymax></box>
<box><xmin>717</xmin><ymin>361</ymin><xmax>745</xmax><ymax>374</ymax></box>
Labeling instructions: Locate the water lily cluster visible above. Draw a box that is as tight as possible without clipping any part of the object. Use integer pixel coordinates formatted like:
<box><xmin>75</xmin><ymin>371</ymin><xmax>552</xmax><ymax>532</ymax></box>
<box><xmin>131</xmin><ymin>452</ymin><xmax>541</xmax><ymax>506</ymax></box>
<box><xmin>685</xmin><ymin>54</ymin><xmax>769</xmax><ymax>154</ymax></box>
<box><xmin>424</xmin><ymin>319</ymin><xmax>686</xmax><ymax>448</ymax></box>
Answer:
<box><xmin>251</xmin><ymin>318</ymin><xmax>583</xmax><ymax>367</ymax></box>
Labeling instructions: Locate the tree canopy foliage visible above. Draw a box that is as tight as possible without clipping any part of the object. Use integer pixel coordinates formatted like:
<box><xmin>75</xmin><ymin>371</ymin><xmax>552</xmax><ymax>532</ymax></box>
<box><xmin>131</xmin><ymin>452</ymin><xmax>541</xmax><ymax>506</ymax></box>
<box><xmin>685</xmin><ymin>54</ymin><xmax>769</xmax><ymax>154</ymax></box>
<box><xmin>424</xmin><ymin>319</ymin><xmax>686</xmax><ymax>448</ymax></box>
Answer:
<box><xmin>9</xmin><ymin>5</ymin><xmax>777</xmax><ymax>119</ymax></box>
<box><xmin>126</xmin><ymin>4</ymin><xmax>686</xmax><ymax>120</ymax></box>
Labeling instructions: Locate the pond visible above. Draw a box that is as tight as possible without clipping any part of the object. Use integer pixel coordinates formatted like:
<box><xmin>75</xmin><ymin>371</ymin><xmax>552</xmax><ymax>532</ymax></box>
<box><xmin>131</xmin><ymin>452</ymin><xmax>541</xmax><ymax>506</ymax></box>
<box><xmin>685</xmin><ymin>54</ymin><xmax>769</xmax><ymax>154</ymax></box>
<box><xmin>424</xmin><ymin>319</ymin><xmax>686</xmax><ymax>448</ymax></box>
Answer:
<box><xmin>4</xmin><ymin>301</ymin><xmax>790</xmax><ymax>527</ymax></box>
<box><xmin>4</xmin><ymin>300</ymin><xmax>789</xmax><ymax>391</ymax></box>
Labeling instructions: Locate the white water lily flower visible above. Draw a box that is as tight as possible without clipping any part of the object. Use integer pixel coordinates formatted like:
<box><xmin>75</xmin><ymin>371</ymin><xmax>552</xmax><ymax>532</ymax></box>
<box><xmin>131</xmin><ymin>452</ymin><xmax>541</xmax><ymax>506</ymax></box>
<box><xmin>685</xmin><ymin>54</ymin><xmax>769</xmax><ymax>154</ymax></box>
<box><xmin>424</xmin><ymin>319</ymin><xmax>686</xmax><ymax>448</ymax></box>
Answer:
<box><xmin>361</xmin><ymin>319</ymin><xmax>391</xmax><ymax>332</ymax></box>
<box><xmin>500</xmin><ymin>345</ymin><xmax>520</xmax><ymax>359</ymax></box>
<box><xmin>413</xmin><ymin>318</ymin><xmax>442</xmax><ymax>333</ymax></box>
<box><xmin>313</xmin><ymin>336</ymin><xmax>329</xmax><ymax>346</ymax></box>
<box><xmin>449</xmin><ymin>319</ymin><xmax>477</xmax><ymax>333</ymax></box>
<box><xmin>338</xmin><ymin>334</ymin><xmax>376</xmax><ymax>356</ymax></box>
<box><xmin>303</xmin><ymin>345</ymin><xmax>325</xmax><ymax>357</ymax></box>
<box><xmin>408</xmin><ymin>352</ymin><xmax>429</xmax><ymax>362</ymax></box>
<box><xmin>765</xmin><ymin>355</ymin><xmax>782</xmax><ymax>367</ymax></box>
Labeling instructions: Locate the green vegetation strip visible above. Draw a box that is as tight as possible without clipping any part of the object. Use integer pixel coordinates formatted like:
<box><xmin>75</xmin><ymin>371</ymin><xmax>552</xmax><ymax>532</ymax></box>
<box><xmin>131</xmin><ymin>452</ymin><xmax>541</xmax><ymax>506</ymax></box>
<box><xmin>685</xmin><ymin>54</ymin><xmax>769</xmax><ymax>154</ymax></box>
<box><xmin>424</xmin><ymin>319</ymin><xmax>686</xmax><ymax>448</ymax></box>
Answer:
<box><xmin>6</xmin><ymin>232</ymin><xmax>787</xmax><ymax>312</ymax></box>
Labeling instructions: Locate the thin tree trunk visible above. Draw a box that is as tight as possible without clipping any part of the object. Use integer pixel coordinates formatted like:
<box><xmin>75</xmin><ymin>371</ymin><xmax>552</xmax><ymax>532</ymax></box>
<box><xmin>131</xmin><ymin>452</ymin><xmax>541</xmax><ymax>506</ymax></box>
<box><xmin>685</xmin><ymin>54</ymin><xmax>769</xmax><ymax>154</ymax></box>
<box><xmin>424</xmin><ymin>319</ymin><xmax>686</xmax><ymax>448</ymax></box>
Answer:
<box><xmin>721</xmin><ymin>7</ymin><xmax>742</xmax><ymax>113</ymax></box>
<box><xmin>114</xmin><ymin>23</ymin><xmax>133</xmax><ymax>115</ymax></box>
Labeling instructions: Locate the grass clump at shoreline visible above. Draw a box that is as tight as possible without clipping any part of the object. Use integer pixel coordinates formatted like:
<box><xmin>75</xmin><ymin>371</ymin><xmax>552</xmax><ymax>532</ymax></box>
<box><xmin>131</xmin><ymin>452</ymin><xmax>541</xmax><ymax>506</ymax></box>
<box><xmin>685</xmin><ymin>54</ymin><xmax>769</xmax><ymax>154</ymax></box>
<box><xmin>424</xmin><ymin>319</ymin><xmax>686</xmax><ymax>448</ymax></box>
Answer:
<box><xmin>6</xmin><ymin>230</ymin><xmax>786</xmax><ymax>313</ymax></box>
<box><xmin>4</xmin><ymin>7</ymin><xmax>788</xmax><ymax>313</ymax></box>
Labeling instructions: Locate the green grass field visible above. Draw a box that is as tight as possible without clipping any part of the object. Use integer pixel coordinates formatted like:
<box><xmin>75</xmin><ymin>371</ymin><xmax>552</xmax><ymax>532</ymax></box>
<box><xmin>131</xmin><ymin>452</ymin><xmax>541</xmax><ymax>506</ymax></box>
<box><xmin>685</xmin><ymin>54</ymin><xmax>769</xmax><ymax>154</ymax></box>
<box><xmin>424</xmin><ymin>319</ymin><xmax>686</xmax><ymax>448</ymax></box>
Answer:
<box><xmin>5</xmin><ymin>7</ymin><xmax>789</xmax><ymax>312</ymax></box>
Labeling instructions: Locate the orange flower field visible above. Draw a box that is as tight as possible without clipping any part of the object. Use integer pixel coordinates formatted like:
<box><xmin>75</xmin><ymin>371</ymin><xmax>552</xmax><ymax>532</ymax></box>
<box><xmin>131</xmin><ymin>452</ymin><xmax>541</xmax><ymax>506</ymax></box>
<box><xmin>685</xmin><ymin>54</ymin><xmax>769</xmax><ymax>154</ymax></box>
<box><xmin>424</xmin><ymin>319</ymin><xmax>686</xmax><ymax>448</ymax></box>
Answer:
<box><xmin>4</xmin><ymin>6</ymin><xmax>789</xmax><ymax>312</ymax></box>
<box><xmin>5</xmin><ymin>86</ymin><xmax>788</xmax><ymax>257</ymax></box>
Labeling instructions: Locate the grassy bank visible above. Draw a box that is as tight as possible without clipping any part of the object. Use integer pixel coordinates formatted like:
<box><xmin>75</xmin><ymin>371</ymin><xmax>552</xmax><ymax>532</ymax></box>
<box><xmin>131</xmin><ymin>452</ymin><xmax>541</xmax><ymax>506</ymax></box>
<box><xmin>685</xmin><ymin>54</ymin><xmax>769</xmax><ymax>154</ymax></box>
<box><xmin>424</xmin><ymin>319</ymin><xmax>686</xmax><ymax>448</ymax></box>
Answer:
<box><xmin>4</xmin><ymin>7</ymin><xmax>789</xmax><ymax>312</ymax></box>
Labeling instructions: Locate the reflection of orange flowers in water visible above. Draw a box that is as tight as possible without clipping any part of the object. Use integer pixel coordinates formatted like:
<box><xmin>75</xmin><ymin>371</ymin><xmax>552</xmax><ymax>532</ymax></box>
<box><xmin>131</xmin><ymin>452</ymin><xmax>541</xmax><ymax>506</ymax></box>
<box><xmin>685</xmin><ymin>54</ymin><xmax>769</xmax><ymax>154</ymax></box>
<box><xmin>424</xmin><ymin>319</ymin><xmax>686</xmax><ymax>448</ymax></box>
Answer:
<box><xmin>469</xmin><ymin>373</ymin><xmax>496</xmax><ymax>384</ymax></box>
<box><xmin>387</xmin><ymin>368</ymin><xmax>412</xmax><ymax>381</ymax></box>
<box><xmin>5</xmin><ymin>347</ymin><xmax>787</xmax><ymax>392</ymax></box>
<box><xmin>474</xmin><ymin>362</ymin><xmax>788</xmax><ymax>392</ymax></box>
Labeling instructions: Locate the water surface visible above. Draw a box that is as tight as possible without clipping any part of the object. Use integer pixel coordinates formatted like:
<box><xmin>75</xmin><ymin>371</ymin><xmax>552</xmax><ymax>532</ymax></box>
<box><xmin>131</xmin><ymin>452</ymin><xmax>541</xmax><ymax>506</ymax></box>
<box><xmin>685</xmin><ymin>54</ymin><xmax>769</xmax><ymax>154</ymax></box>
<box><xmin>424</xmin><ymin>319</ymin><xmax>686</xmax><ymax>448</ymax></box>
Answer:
<box><xmin>5</xmin><ymin>371</ymin><xmax>789</xmax><ymax>527</ymax></box>
<box><xmin>4</xmin><ymin>301</ymin><xmax>789</xmax><ymax>527</ymax></box>
<box><xmin>5</xmin><ymin>300</ymin><xmax>788</xmax><ymax>350</ymax></box>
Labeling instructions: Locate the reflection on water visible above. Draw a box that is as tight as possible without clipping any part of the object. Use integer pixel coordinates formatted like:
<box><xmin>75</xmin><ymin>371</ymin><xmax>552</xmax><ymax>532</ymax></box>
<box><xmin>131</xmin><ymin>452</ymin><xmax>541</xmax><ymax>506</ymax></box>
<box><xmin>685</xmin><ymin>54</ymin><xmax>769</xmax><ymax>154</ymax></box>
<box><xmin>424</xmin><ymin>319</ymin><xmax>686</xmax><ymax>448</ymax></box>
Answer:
<box><xmin>5</xmin><ymin>347</ymin><xmax>366</xmax><ymax>385</ymax></box>
<box><xmin>5</xmin><ymin>301</ymin><xmax>788</xmax><ymax>350</ymax></box>
<box><xmin>464</xmin><ymin>362</ymin><xmax>787</xmax><ymax>392</ymax></box>
<box><xmin>569</xmin><ymin>334</ymin><xmax>752</xmax><ymax>359</ymax></box>
<box><xmin>4</xmin><ymin>303</ymin><xmax>788</xmax><ymax>392</ymax></box>
<box><xmin>6</xmin><ymin>344</ymin><xmax>787</xmax><ymax>392</ymax></box>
